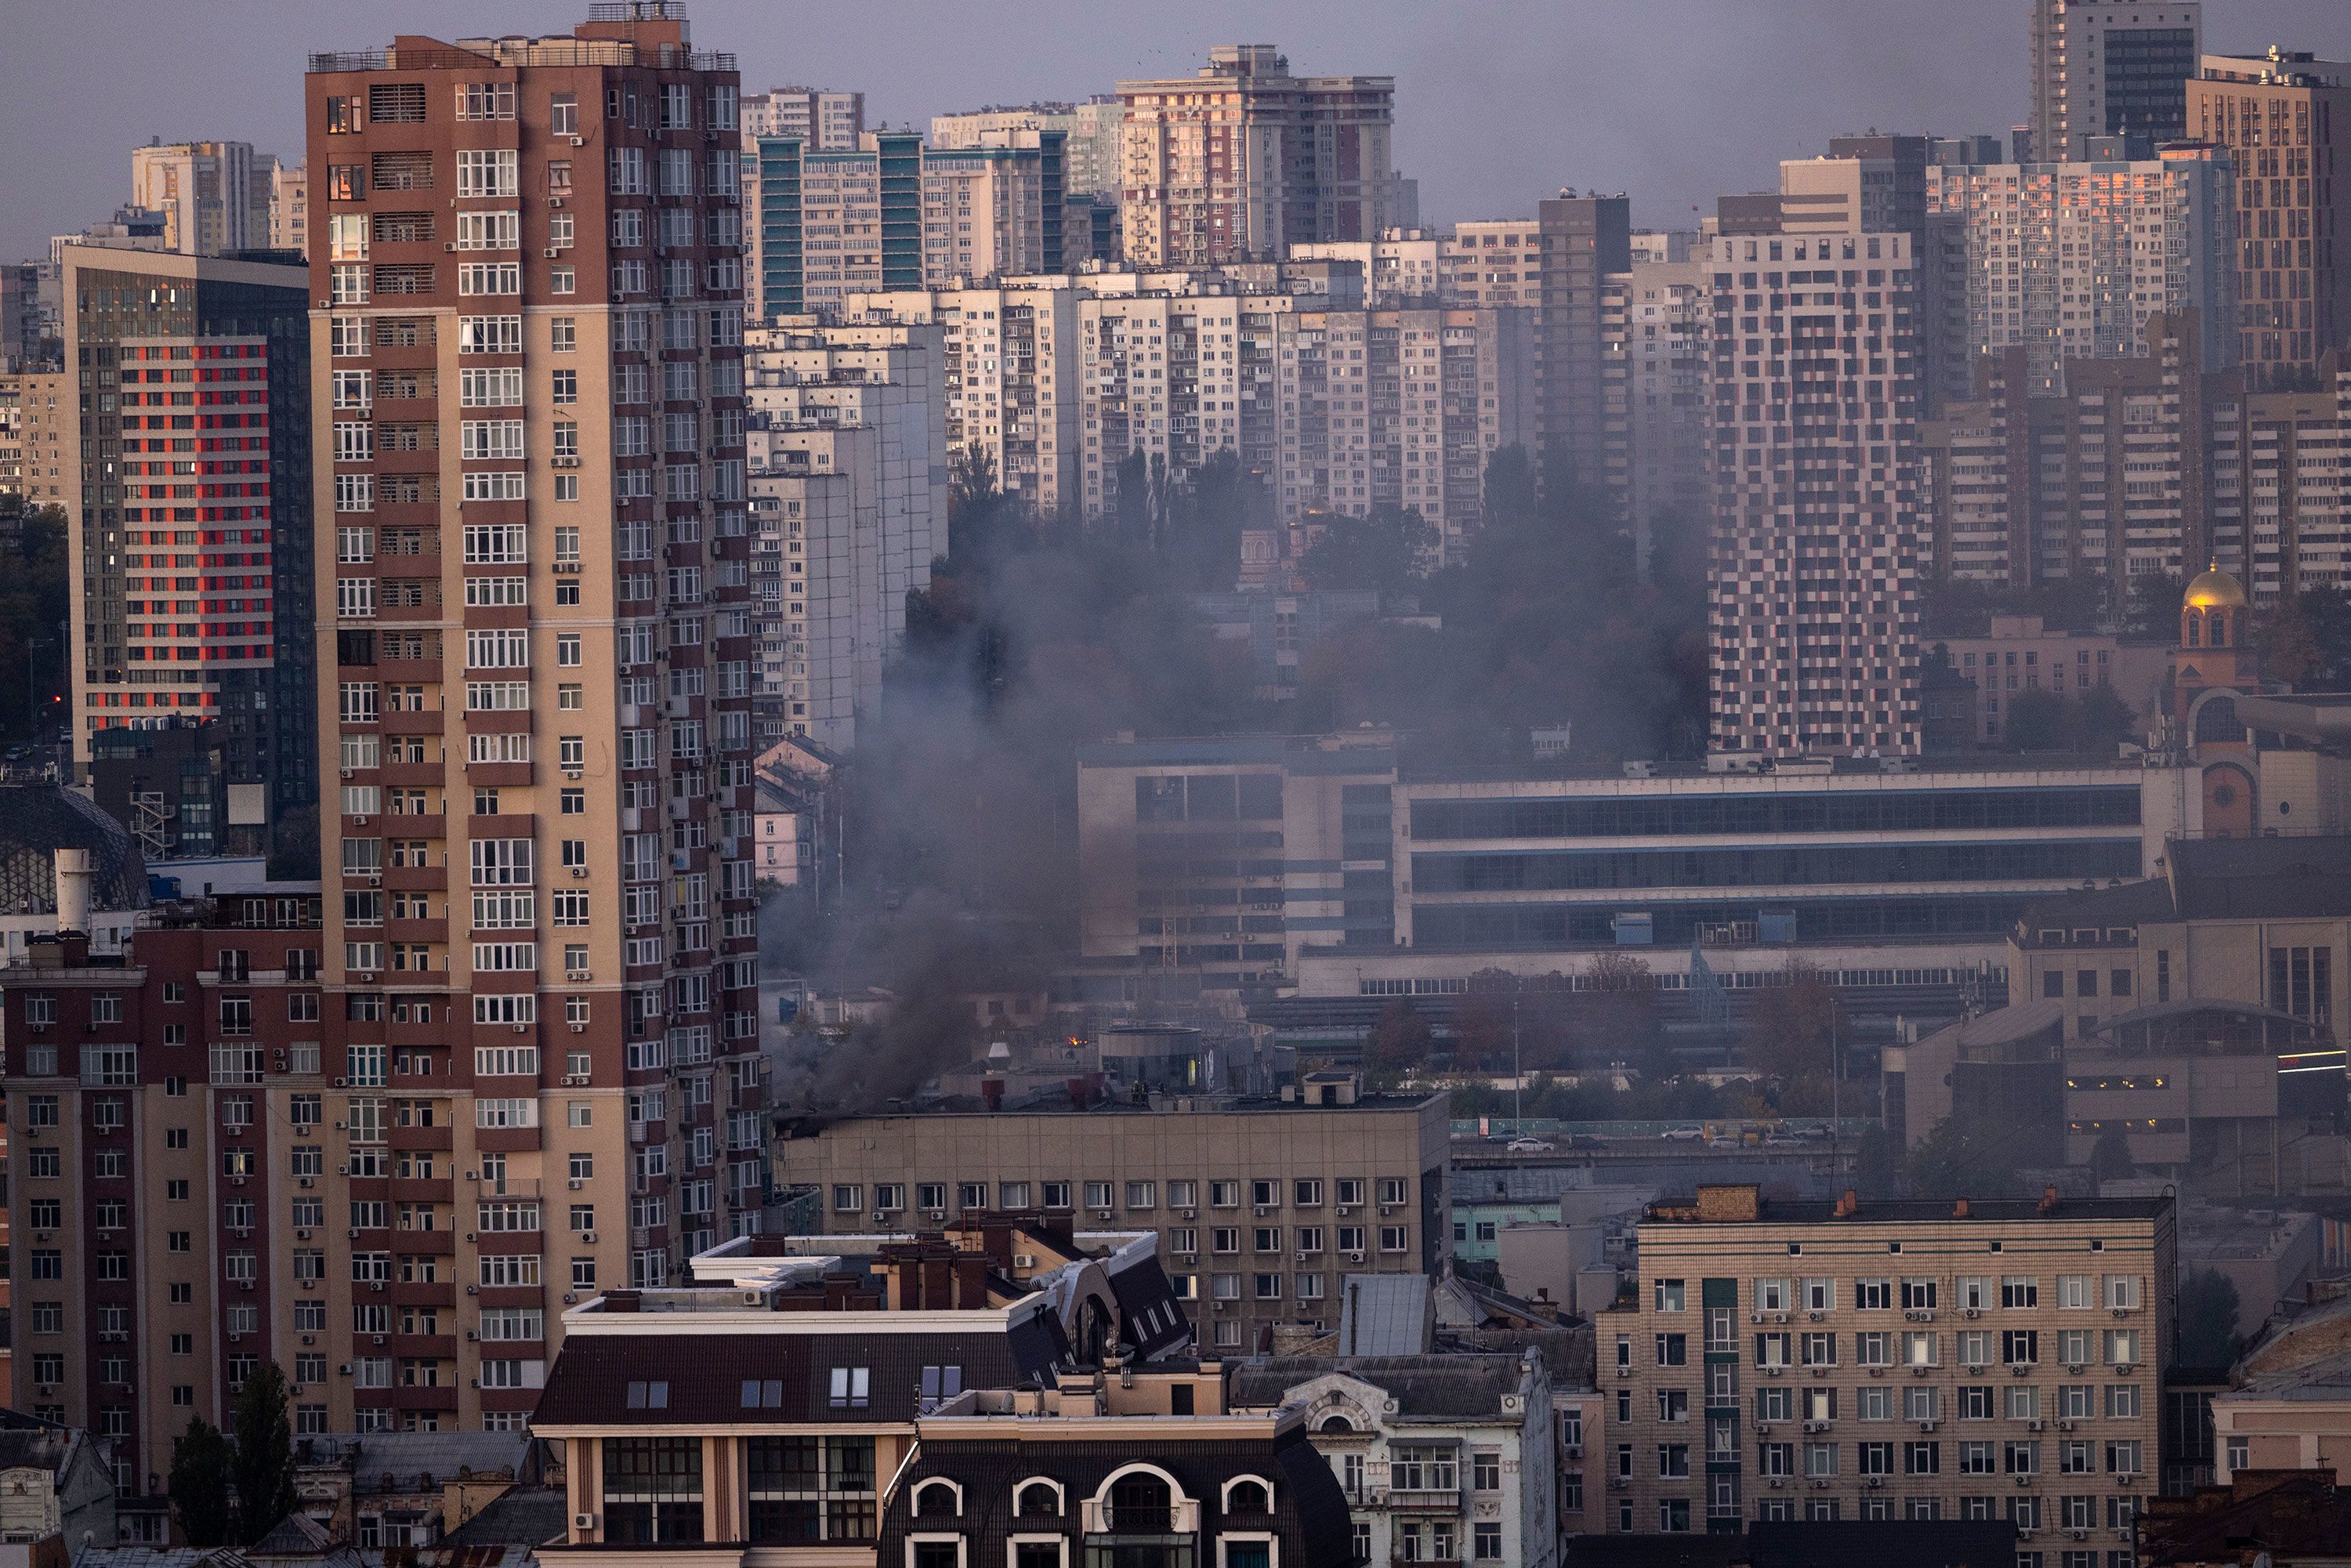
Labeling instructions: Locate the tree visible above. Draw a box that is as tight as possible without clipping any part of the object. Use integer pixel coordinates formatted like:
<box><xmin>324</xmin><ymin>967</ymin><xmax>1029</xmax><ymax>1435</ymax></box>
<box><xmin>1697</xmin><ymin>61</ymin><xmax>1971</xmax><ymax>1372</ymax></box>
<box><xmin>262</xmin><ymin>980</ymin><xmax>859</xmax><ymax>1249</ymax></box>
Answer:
<box><xmin>2125</xmin><ymin>570</ymin><xmax>2186</xmax><ymax>641</ymax></box>
<box><xmin>2175</xmin><ymin>1268</ymin><xmax>2244</xmax><ymax>1369</ymax></box>
<box><xmin>2090</xmin><ymin>1123</ymin><xmax>2135</xmax><ymax>1187</ymax></box>
<box><xmin>2073</xmin><ymin>683</ymin><xmax>2139</xmax><ymax>752</ymax></box>
<box><xmin>1743</xmin><ymin>960</ymin><xmax>1838</xmax><ymax>1080</ymax></box>
<box><xmin>1362</xmin><ymin>999</ymin><xmax>1432</xmax><ymax>1088</ymax></box>
<box><xmin>1904</xmin><ymin>1114</ymin><xmax>2033</xmax><ymax>1200</ymax></box>
<box><xmin>2256</xmin><ymin>593</ymin><xmax>2327</xmax><ymax>686</ymax></box>
<box><xmin>168</xmin><ymin>1416</ymin><xmax>236</xmax><ymax>1548</ymax></box>
<box><xmin>232</xmin><ymin>1361</ymin><xmax>299</xmax><ymax>1544</ymax></box>
<box><xmin>2001</xmin><ymin>688</ymin><xmax>2068</xmax><ymax>751</ymax></box>
<box><xmin>1298</xmin><ymin>504</ymin><xmax>1436</xmax><ymax>593</ymax></box>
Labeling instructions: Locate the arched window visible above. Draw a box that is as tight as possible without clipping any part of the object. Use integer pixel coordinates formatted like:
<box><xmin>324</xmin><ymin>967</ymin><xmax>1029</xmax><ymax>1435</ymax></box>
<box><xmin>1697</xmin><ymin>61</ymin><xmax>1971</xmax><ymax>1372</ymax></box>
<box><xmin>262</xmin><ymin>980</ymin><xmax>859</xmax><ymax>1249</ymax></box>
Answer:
<box><xmin>2195</xmin><ymin>694</ymin><xmax>2244</xmax><ymax>744</ymax></box>
<box><xmin>1107</xmin><ymin>1472</ymin><xmax>1172</xmax><ymax>1532</ymax></box>
<box><xmin>1016</xmin><ymin>1482</ymin><xmax>1062</xmax><ymax>1519</ymax></box>
<box><xmin>1223</xmin><ymin>1478</ymin><xmax>1273</xmax><ymax>1514</ymax></box>
<box><xmin>915</xmin><ymin>1480</ymin><xmax>961</xmax><ymax>1519</ymax></box>
<box><xmin>2184</xmin><ymin>614</ymin><xmax>2202</xmax><ymax>647</ymax></box>
<box><xmin>1317</xmin><ymin>1415</ymin><xmax>1355</xmax><ymax>1435</ymax></box>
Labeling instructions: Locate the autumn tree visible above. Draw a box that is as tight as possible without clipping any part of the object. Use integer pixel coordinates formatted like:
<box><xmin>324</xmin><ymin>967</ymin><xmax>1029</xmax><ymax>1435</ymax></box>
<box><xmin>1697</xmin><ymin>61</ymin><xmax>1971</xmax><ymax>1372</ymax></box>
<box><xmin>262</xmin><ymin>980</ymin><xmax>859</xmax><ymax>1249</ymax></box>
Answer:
<box><xmin>1363</xmin><ymin>1000</ymin><xmax>1433</xmax><ymax>1088</ymax></box>
<box><xmin>1743</xmin><ymin>959</ymin><xmax>1838</xmax><ymax>1080</ymax></box>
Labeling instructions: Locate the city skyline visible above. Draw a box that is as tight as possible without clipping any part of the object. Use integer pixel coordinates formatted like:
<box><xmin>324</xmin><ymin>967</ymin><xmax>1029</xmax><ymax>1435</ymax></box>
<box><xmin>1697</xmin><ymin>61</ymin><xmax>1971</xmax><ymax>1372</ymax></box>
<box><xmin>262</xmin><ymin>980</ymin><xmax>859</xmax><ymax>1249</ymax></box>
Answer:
<box><xmin>4</xmin><ymin>0</ymin><xmax>2346</xmax><ymax>262</ymax></box>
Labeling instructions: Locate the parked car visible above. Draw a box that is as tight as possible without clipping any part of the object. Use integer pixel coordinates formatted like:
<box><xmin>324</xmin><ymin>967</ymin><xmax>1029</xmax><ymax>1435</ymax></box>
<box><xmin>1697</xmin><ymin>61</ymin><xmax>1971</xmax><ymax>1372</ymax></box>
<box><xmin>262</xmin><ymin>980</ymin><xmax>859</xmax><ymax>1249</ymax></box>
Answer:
<box><xmin>1505</xmin><ymin>1137</ymin><xmax>1556</xmax><ymax>1153</ymax></box>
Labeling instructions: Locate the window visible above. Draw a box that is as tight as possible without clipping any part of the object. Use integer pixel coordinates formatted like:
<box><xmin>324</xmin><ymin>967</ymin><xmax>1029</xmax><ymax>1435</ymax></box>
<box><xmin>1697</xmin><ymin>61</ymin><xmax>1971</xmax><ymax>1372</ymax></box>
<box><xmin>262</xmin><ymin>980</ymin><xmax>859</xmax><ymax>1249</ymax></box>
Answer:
<box><xmin>828</xmin><ymin>1367</ymin><xmax>870</xmax><ymax>1409</ymax></box>
<box><xmin>1654</xmin><ymin>1279</ymin><xmax>1686</xmax><ymax>1312</ymax></box>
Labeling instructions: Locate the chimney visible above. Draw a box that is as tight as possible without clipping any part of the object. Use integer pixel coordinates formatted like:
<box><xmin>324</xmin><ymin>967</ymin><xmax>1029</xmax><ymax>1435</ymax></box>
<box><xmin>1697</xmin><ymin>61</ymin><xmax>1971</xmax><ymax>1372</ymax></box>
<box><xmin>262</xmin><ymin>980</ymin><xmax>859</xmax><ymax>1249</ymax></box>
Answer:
<box><xmin>2038</xmin><ymin>1184</ymin><xmax>2060</xmax><ymax>1215</ymax></box>
<box><xmin>54</xmin><ymin>848</ymin><xmax>92</xmax><ymax>938</ymax></box>
<box><xmin>953</xmin><ymin>1254</ymin><xmax>989</xmax><ymax>1307</ymax></box>
<box><xmin>1952</xmin><ymin>1197</ymin><xmax>1971</xmax><ymax>1219</ymax></box>
<box><xmin>1834</xmin><ymin>1189</ymin><xmax>1858</xmax><ymax>1219</ymax></box>
<box><xmin>981</xmin><ymin>1078</ymin><xmax>1005</xmax><ymax>1111</ymax></box>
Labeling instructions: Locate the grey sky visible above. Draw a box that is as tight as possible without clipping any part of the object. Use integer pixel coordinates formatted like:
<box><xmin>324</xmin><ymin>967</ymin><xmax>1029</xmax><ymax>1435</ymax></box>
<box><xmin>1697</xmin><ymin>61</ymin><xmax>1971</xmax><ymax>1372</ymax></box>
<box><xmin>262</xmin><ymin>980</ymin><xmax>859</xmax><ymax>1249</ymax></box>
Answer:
<box><xmin>4</xmin><ymin>0</ymin><xmax>2345</xmax><ymax>260</ymax></box>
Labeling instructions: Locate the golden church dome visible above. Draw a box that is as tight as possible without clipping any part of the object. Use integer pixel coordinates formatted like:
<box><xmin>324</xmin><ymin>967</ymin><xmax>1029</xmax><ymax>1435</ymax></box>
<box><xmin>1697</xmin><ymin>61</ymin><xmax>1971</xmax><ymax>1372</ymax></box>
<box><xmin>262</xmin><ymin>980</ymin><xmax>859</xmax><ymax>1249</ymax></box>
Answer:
<box><xmin>2184</xmin><ymin>566</ymin><xmax>2248</xmax><ymax>610</ymax></box>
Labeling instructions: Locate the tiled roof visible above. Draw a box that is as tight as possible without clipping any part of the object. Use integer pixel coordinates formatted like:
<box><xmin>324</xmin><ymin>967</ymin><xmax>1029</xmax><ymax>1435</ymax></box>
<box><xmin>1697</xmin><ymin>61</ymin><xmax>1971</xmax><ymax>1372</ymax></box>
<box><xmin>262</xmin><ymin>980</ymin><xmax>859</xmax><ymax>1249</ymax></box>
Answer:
<box><xmin>533</xmin><ymin>1324</ymin><xmax>1064</xmax><ymax>1427</ymax></box>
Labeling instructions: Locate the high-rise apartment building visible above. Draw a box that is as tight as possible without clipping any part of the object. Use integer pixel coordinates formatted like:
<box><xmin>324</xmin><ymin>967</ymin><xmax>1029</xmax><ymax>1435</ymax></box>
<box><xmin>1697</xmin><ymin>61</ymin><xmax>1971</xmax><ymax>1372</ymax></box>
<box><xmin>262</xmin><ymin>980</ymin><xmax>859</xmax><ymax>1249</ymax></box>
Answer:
<box><xmin>57</xmin><ymin>244</ymin><xmax>317</xmax><ymax>854</ymax></box>
<box><xmin>1288</xmin><ymin>231</ymin><xmax>1443</xmax><ymax>307</ymax></box>
<box><xmin>1537</xmin><ymin>192</ymin><xmax>1632</xmax><ymax>495</ymax></box>
<box><xmin>302</xmin><ymin>2</ymin><xmax>761</xmax><ymax>1429</ymax></box>
<box><xmin>2030</xmin><ymin>0</ymin><xmax>2203</xmax><ymax>161</ymax></box>
<box><xmin>743</xmin><ymin>319</ymin><xmax>946</xmax><ymax>748</ymax></box>
<box><xmin>750</xmin><ymin>131</ymin><xmax>1065</xmax><ymax>319</ymax></box>
<box><xmin>740</xmin><ymin>85</ymin><xmax>862</xmax><ymax>150</ymax></box>
<box><xmin>1441</xmin><ymin>219</ymin><xmax>1542</xmax><ymax>309</ymax></box>
<box><xmin>1707</xmin><ymin>228</ymin><xmax>1922</xmax><ymax>757</ymax></box>
<box><xmin>270</xmin><ymin>161</ymin><xmax>309</xmax><ymax>255</ymax></box>
<box><xmin>1592</xmin><ymin>1184</ymin><xmax>2174</xmax><ymax>1536</ymax></box>
<box><xmin>1925</xmin><ymin>141</ymin><xmax>2238</xmax><ymax>396</ymax></box>
<box><xmin>840</xmin><ymin>281</ymin><xmax>1081</xmax><ymax>514</ymax></box>
<box><xmin>1601</xmin><ymin>259</ymin><xmax>1712</xmax><ymax>567</ymax></box>
<box><xmin>931</xmin><ymin>97</ymin><xmax>1125</xmax><ymax>197</ymax></box>
<box><xmin>2187</xmin><ymin>50</ymin><xmax>2351</xmax><ymax>388</ymax></box>
<box><xmin>1117</xmin><ymin>45</ymin><xmax>1396</xmax><ymax>268</ymax></box>
<box><xmin>1918</xmin><ymin>313</ymin><xmax>2349</xmax><ymax>600</ymax></box>
<box><xmin>129</xmin><ymin>140</ymin><xmax>277</xmax><ymax>258</ymax></box>
<box><xmin>1273</xmin><ymin>303</ymin><xmax>1536</xmax><ymax>552</ymax></box>
<box><xmin>0</xmin><ymin>371</ymin><xmax>69</xmax><ymax>505</ymax></box>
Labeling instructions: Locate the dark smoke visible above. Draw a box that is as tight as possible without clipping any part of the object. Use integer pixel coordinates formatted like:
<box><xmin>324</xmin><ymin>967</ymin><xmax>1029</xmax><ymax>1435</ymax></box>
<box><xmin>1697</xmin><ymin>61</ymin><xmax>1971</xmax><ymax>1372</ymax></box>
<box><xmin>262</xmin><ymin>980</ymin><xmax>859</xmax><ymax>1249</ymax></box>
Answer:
<box><xmin>762</xmin><ymin>448</ymin><xmax>1710</xmax><ymax>1112</ymax></box>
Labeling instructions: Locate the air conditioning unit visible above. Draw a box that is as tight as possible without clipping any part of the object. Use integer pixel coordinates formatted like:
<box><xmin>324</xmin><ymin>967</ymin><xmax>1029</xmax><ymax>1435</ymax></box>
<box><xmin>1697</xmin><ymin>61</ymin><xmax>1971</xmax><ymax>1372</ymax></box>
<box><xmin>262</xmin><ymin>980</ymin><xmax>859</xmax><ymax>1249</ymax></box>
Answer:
<box><xmin>2066</xmin><ymin>1363</ymin><xmax>2085</xmax><ymax>1374</ymax></box>
<box><xmin>1212</xmin><ymin>1301</ymin><xmax>1229</xmax><ymax>1313</ymax></box>
<box><xmin>564</xmin><ymin>769</ymin><xmax>583</xmax><ymax>780</ymax></box>
<box><xmin>1182</xmin><ymin>1208</ymin><xmax>1197</xmax><ymax>1220</ymax></box>
<box><xmin>1749</xmin><ymin>1312</ymin><xmax>1766</xmax><ymax>1324</ymax></box>
<box><xmin>566</xmin><ymin>970</ymin><xmax>592</xmax><ymax>983</ymax></box>
<box><xmin>513</xmin><ymin>1023</ymin><xmax>528</xmax><ymax>1034</ymax></box>
<box><xmin>570</xmin><ymin>866</ymin><xmax>589</xmax><ymax>878</ymax></box>
<box><xmin>1866</xmin><ymin>1478</ymin><xmax>1883</xmax><ymax>1490</ymax></box>
<box><xmin>1349</xmin><ymin>1251</ymin><xmax>1365</xmax><ymax>1263</ymax></box>
<box><xmin>465</xmin><ymin>1331</ymin><xmax>479</xmax><ymax>1342</ymax></box>
<box><xmin>1808</xmin><ymin>1310</ymin><xmax>1824</xmax><ymax>1322</ymax></box>
<box><xmin>341</xmin><ymin>768</ymin><xmax>354</xmax><ymax>780</ymax></box>
<box><xmin>571</xmin><ymin>1023</ymin><xmax>586</xmax><ymax>1034</ymax></box>
<box><xmin>372</xmin><ymin>1334</ymin><xmax>386</xmax><ymax>1346</ymax></box>
<box><xmin>466</xmin><ymin>1284</ymin><xmax>479</xmax><ymax>1295</ymax></box>
<box><xmin>296</xmin><ymin>1227</ymin><xmax>311</xmax><ymax>1239</ymax></box>
<box><xmin>1773</xmin><ymin>1312</ymin><xmax>1788</xmax><ymax>1324</ymax></box>
<box><xmin>545</xmin><ymin>248</ymin><xmax>562</xmax><ymax>259</ymax></box>
<box><xmin>2027</xmin><ymin>1419</ymin><xmax>2044</xmax><ymax>1431</ymax></box>
<box><xmin>1963</xmin><ymin>1307</ymin><xmax>1982</xmax><ymax>1319</ymax></box>
<box><xmin>1867</xmin><ymin>1366</ymin><xmax>1885</xmax><ymax>1378</ymax></box>
<box><xmin>1919</xmin><ymin>1421</ymin><xmax>1936</xmax><ymax>1432</ymax></box>
<box><xmin>1766</xmin><ymin>1478</ymin><xmax>1784</xmax><ymax>1490</ymax></box>
<box><xmin>583</xmin><ymin>1231</ymin><xmax>598</xmax><ymax>1244</ymax></box>
<box><xmin>354</xmin><ymin>815</ymin><xmax>369</xmax><ymax>825</ymax></box>
<box><xmin>349</xmin><ymin>1228</ymin><xmax>361</xmax><ymax>1239</ymax></box>
<box><xmin>2111</xmin><ymin>1305</ymin><xmax>2132</xmax><ymax>1318</ymax></box>
<box><xmin>926</xmin><ymin>1209</ymin><xmax>947</xmax><ymax>1221</ymax></box>
<box><xmin>2058</xmin><ymin>1419</ymin><xmax>2076</xmax><ymax>1432</ymax></box>
<box><xmin>569</xmin><ymin>136</ymin><xmax>585</xmax><ymax>148</ymax></box>
<box><xmin>230</xmin><ymin>1175</ymin><xmax>247</xmax><ymax>1187</ymax></box>
<box><xmin>2071</xmin><ymin>1530</ymin><xmax>2089</xmax><ymax>1541</ymax></box>
<box><xmin>569</xmin><ymin>1177</ymin><xmax>585</xmax><ymax>1190</ymax></box>
<box><xmin>574</xmin><ymin>1514</ymin><xmax>597</xmax><ymax>1531</ymax></box>
<box><xmin>1801</xmin><ymin>1421</ymin><xmax>1822</xmax><ymax>1434</ymax></box>
<box><xmin>1095</xmin><ymin>1208</ymin><xmax>1114</xmax><ymax>1220</ymax></box>
<box><xmin>333</xmin><ymin>1077</ymin><xmax>348</xmax><ymax>1088</ymax></box>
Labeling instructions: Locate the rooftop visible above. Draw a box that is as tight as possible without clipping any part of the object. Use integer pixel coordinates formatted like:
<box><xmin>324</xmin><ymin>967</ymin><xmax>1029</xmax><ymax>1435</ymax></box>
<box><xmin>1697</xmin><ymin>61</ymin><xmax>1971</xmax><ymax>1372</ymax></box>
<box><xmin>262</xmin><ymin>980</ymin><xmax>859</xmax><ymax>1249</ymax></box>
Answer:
<box><xmin>1230</xmin><ymin>1353</ymin><xmax>1535</xmax><ymax>1419</ymax></box>
<box><xmin>1641</xmin><ymin>1183</ymin><xmax>2170</xmax><ymax>1227</ymax></box>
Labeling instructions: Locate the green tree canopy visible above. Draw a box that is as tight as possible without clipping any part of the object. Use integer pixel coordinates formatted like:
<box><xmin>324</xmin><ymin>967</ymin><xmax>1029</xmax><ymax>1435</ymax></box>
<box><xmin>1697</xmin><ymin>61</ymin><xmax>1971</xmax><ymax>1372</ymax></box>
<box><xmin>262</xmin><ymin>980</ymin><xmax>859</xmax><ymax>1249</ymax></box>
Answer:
<box><xmin>1297</xmin><ymin>503</ymin><xmax>1437</xmax><ymax>593</ymax></box>
<box><xmin>168</xmin><ymin>1417</ymin><xmax>236</xmax><ymax>1548</ymax></box>
<box><xmin>2175</xmin><ymin>1268</ymin><xmax>2244</xmax><ymax>1369</ymax></box>
<box><xmin>231</xmin><ymin>1361</ymin><xmax>299</xmax><ymax>1545</ymax></box>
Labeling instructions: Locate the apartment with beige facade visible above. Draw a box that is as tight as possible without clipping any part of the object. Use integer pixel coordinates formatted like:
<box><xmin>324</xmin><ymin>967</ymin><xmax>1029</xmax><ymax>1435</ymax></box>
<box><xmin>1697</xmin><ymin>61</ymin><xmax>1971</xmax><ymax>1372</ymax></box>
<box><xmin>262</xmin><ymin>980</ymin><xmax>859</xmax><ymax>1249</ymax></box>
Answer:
<box><xmin>1442</xmin><ymin>221</ymin><xmax>1542</xmax><ymax>310</ymax></box>
<box><xmin>1594</xmin><ymin>1184</ymin><xmax>2175</xmax><ymax>1548</ymax></box>
<box><xmin>301</xmin><ymin>2</ymin><xmax>762</xmax><ymax>1432</ymax></box>
<box><xmin>129</xmin><ymin>140</ymin><xmax>277</xmax><ymax>258</ymax></box>
<box><xmin>771</xmin><ymin>1079</ymin><xmax>1450</xmax><ymax>1354</ymax></box>
<box><xmin>1118</xmin><ymin>45</ymin><xmax>1396</xmax><ymax>267</ymax></box>
<box><xmin>932</xmin><ymin>98</ymin><xmax>1124</xmax><ymax>197</ymax></box>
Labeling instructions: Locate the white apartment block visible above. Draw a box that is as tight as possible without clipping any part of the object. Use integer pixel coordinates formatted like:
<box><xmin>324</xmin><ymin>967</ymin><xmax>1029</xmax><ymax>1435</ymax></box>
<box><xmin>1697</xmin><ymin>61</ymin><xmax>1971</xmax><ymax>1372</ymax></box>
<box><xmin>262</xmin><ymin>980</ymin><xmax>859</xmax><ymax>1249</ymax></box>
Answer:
<box><xmin>1288</xmin><ymin>231</ymin><xmax>1444</xmax><ymax>306</ymax></box>
<box><xmin>1443</xmin><ymin>221</ymin><xmax>1543</xmax><ymax>309</ymax></box>
<box><xmin>1708</xmin><ymin>229</ymin><xmax>1922</xmax><ymax>756</ymax></box>
<box><xmin>2209</xmin><ymin>359</ymin><xmax>2351</xmax><ymax>601</ymax></box>
<box><xmin>1926</xmin><ymin>143</ymin><xmax>2238</xmax><ymax>395</ymax></box>
<box><xmin>742</xmin><ymin>86</ymin><xmax>863</xmax><ymax>150</ymax></box>
<box><xmin>743</xmin><ymin>322</ymin><xmax>945</xmax><ymax>748</ymax></box>
<box><xmin>932</xmin><ymin>98</ymin><xmax>1125</xmax><ymax>197</ymax></box>
<box><xmin>1274</xmin><ymin>306</ymin><xmax>1537</xmax><ymax>556</ymax></box>
<box><xmin>839</xmin><ymin>283</ymin><xmax>1080</xmax><ymax>514</ymax></box>
<box><xmin>1233</xmin><ymin>1356</ymin><xmax>1560</xmax><ymax>1568</ymax></box>
<box><xmin>269</xmin><ymin>161</ymin><xmax>307</xmax><ymax>255</ymax></box>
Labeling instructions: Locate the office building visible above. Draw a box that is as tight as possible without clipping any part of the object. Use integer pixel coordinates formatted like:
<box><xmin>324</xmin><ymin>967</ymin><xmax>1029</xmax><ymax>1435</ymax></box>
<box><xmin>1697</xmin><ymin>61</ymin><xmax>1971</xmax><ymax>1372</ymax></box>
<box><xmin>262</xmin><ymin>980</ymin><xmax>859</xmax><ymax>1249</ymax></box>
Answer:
<box><xmin>128</xmin><ymin>140</ymin><xmax>277</xmax><ymax>258</ymax></box>
<box><xmin>270</xmin><ymin>161</ymin><xmax>309</xmax><ymax>255</ymax></box>
<box><xmin>1925</xmin><ymin>143</ymin><xmax>2238</xmax><ymax>397</ymax></box>
<box><xmin>2030</xmin><ymin>0</ymin><xmax>2203</xmax><ymax>161</ymax></box>
<box><xmin>2188</xmin><ymin>51</ymin><xmax>2351</xmax><ymax>387</ymax></box>
<box><xmin>56</xmin><ymin>243</ymin><xmax>317</xmax><ymax>854</ymax></box>
<box><xmin>1443</xmin><ymin>220</ymin><xmax>1544</xmax><ymax>309</ymax></box>
<box><xmin>772</xmin><ymin>1077</ymin><xmax>1451</xmax><ymax>1353</ymax></box>
<box><xmin>304</xmin><ymin>2</ymin><xmax>761</xmax><ymax>1427</ymax></box>
<box><xmin>932</xmin><ymin>97</ymin><xmax>1125</xmax><ymax>197</ymax></box>
<box><xmin>1537</xmin><ymin>193</ymin><xmax>1632</xmax><ymax>496</ymax></box>
<box><xmin>741</xmin><ymin>85</ymin><xmax>863</xmax><ymax>150</ymax></box>
<box><xmin>1592</xmin><ymin>1183</ymin><xmax>2175</xmax><ymax>1534</ymax></box>
<box><xmin>750</xmin><ymin>131</ymin><xmax>1064</xmax><ymax>319</ymax></box>
<box><xmin>1706</xmin><ymin>228</ymin><xmax>1923</xmax><ymax>756</ymax></box>
<box><xmin>1929</xmin><ymin>616</ymin><xmax>2168</xmax><ymax>747</ymax></box>
<box><xmin>1117</xmin><ymin>45</ymin><xmax>1396</xmax><ymax>267</ymax></box>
